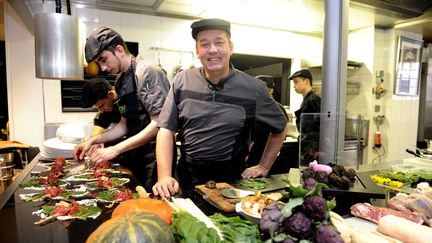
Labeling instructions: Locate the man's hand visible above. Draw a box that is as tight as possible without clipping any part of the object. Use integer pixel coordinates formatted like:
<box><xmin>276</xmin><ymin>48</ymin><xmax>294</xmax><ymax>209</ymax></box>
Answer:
<box><xmin>152</xmin><ymin>176</ymin><xmax>179</xmax><ymax>198</ymax></box>
<box><xmin>241</xmin><ymin>164</ymin><xmax>269</xmax><ymax>178</ymax></box>
<box><xmin>89</xmin><ymin>146</ymin><xmax>120</xmax><ymax>164</ymax></box>
<box><xmin>73</xmin><ymin>140</ymin><xmax>94</xmax><ymax>161</ymax></box>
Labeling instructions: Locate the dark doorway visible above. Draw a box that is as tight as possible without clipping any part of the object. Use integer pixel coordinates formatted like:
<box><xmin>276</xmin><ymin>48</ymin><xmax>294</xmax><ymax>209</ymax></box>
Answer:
<box><xmin>230</xmin><ymin>53</ymin><xmax>291</xmax><ymax>105</ymax></box>
<box><xmin>0</xmin><ymin>41</ymin><xmax>7</xmax><ymax>140</ymax></box>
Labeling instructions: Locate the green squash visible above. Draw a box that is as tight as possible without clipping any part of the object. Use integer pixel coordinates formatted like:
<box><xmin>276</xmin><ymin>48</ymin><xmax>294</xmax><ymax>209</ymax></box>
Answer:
<box><xmin>87</xmin><ymin>211</ymin><xmax>175</xmax><ymax>243</ymax></box>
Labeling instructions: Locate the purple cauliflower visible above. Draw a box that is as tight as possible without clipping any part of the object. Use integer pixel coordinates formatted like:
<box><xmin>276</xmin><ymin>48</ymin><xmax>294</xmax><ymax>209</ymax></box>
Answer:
<box><xmin>282</xmin><ymin>212</ymin><xmax>312</xmax><ymax>238</ymax></box>
<box><xmin>303</xmin><ymin>196</ymin><xmax>327</xmax><ymax>221</ymax></box>
<box><xmin>260</xmin><ymin>202</ymin><xmax>284</xmax><ymax>234</ymax></box>
<box><xmin>315</xmin><ymin>225</ymin><xmax>344</xmax><ymax>243</ymax></box>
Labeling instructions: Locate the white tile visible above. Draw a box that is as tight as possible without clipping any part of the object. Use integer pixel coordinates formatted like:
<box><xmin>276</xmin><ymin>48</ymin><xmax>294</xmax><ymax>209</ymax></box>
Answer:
<box><xmin>76</xmin><ymin>8</ymin><xmax>99</xmax><ymax>23</ymax></box>
<box><xmin>121</xmin><ymin>26</ymin><xmax>141</xmax><ymax>42</ymax></box>
<box><xmin>98</xmin><ymin>10</ymin><xmax>121</xmax><ymax>25</ymax></box>
<box><xmin>120</xmin><ymin>12</ymin><xmax>142</xmax><ymax>27</ymax></box>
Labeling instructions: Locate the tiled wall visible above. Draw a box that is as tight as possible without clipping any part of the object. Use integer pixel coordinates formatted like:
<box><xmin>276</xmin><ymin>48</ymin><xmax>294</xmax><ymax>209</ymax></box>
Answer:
<box><xmin>374</xmin><ymin>29</ymin><xmax>421</xmax><ymax>163</ymax></box>
<box><xmin>6</xmin><ymin>4</ymin><xmax>423</xmax><ymax>159</ymax></box>
<box><xmin>43</xmin><ymin>8</ymin><xmax>324</xmax><ymax>127</ymax></box>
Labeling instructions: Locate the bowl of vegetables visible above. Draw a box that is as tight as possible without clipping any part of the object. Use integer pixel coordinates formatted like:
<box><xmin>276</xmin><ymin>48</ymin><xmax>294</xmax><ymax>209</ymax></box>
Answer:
<box><xmin>236</xmin><ymin>192</ymin><xmax>282</xmax><ymax>224</ymax></box>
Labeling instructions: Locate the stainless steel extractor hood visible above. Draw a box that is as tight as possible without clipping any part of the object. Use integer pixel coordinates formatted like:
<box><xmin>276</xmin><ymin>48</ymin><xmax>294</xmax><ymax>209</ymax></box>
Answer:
<box><xmin>351</xmin><ymin>0</ymin><xmax>432</xmax><ymax>19</ymax></box>
<box><xmin>34</xmin><ymin>12</ymin><xmax>83</xmax><ymax>80</ymax></box>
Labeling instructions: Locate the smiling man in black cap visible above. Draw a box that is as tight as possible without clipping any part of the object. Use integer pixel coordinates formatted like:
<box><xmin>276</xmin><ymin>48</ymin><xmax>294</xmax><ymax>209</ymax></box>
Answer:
<box><xmin>152</xmin><ymin>18</ymin><xmax>288</xmax><ymax>197</ymax></box>
<box><xmin>289</xmin><ymin>69</ymin><xmax>321</xmax><ymax>164</ymax></box>
<box><xmin>73</xmin><ymin>27</ymin><xmax>171</xmax><ymax>191</ymax></box>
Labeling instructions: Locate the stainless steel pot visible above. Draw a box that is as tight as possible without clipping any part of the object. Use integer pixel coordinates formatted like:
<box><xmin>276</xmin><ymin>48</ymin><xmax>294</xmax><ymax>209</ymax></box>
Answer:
<box><xmin>0</xmin><ymin>176</ymin><xmax>13</xmax><ymax>194</ymax></box>
<box><xmin>0</xmin><ymin>165</ymin><xmax>14</xmax><ymax>178</ymax></box>
<box><xmin>0</xmin><ymin>152</ymin><xmax>14</xmax><ymax>167</ymax></box>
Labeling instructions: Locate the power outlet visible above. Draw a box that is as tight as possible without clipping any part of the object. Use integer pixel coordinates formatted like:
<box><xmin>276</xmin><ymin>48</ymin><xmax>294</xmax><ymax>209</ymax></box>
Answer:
<box><xmin>375</xmin><ymin>105</ymin><xmax>380</xmax><ymax>112</ymax></box>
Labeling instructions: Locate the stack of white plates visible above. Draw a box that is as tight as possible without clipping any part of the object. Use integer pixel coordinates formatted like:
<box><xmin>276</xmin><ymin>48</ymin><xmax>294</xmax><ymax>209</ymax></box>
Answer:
<box><xmin>56</xmin><ymin>123</ymin><xmax>87</xmax><ymax>144</ymax></box>
<box><xmin>41</xmin><ymin>138</ymin><xmax>76</xmax><ymax>159</ymax></box>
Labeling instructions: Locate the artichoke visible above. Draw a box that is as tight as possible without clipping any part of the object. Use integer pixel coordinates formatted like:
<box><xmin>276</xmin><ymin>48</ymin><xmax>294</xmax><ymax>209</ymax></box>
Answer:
<box><xmin>260</xmin><ymin>202</ymin><xmax>284</xmax><ymax>234</ymax></box>
<box><xmin>303</xmin><ymin>196</ymin><xmax>327</xmax><ymax>221</ymax></box>
<box><xmin>282</xmin><ymin>212</ymin><xmax>312</xmax><ymax>238</ymax></box>
<box><xmin>315</xmin><ymin>225</ymin><xmax>344</xmax><ymax>243</ymax></box>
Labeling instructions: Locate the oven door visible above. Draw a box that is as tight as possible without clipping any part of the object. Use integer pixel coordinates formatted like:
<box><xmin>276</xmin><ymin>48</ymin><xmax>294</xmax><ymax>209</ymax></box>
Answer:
<box><xmin>341</xmin><ymin>140</ymin><xmax>362</xmax><ymax>168</ymax></box>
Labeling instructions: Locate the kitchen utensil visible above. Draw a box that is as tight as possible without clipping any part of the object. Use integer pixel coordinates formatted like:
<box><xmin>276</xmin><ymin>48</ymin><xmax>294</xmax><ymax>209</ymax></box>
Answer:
<box><xmin>0</xmin><ymin>165</ymin><xmax>14</xmax><ymax>177</ymax></box>
<box><xmin>406</xmin><ymin>149</ymin><xmax>421</xmax><ymax>158</ymax></box>
<box><xmin>414</xmin><ymin>146</ymin><xmax>432</xmax><ymax>158</ymax></box>
<box><xmin>406</xmin><ymin>147</ymin><xmax>432</xmax><ymax>159</ymax></box>
<box><xmin>0</xmin><ymin>152</ymin><xmax>14</xmax><ymax>167</ymax></box>
<box><xmin>425</xmin><ymin>139</ymin><xmax>432</xmax><ymax>150</ymax></box>
<box><xmin>220</xmin><ymin>188</ymin><xmax>255</xmax><ymax>199</ymax></box>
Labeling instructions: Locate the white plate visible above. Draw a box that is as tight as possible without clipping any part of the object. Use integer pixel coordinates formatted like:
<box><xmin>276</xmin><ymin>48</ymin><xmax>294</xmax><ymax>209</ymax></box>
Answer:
<box><xmin>235</xmin><ymin>202</ymin><xmax>261</xmax><ymax>224</ymax></box>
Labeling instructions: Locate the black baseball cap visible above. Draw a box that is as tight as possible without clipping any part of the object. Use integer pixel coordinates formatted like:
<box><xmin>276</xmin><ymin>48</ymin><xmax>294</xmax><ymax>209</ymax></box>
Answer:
<box><xmin>256</xmin><ymin>75</ymin><xmax>275</xmax><ymax>89</ymax></box>
<box><xmin>80</xmin><ymin>77</ymin><xmax>112</xmax><ymax>108</ymax></box>
<box><xmin>191</xmin><ymin>18</ymin><xmax>231</xmax><ymax>40</ymax></box>
<box><xmin>85</xmin><ymin>27</ymin><xmax>124</xmax><ymax>63</ymax></box>
<box><xmin>288</xmin><ymin>69</ymin><xmax>313</xmax><ymax>81</ymax></box>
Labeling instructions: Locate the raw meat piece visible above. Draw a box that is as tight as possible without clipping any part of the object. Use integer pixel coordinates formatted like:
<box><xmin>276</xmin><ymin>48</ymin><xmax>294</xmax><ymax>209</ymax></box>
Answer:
<box><xmin>44</xmin><ymin>186</ymin><xmax>64</xmax><ymax>197</ymax></box>
<box><xmin>387</xmin><ymin>193</ymin><xmax>411</xmax><ymax>212</ymax></box>
<box><xmin>114</xmin><ymin>188</ymin><xmax>133</xmax><ymax>201</ymax></box>
<box><xmin>350</xmin><ymin>203</ymin><xmax>423</xmax><ymax>224</ymax></box>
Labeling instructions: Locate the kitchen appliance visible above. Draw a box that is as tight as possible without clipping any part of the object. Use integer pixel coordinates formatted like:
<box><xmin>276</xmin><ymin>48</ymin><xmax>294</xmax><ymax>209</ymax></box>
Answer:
<box><xmin>342</xmin><ymin>116</ymin><xmax>369</xmax><ymax>168</ymax></box>
<box><xmin>34</xmin><ymin>12</ymin><xmax>83</xmax><ymax>80</ymax></box>
<box><xmin>0</xmin><ymin>152</ymin><xmax>14</xmax><ymax>179</ymax></box>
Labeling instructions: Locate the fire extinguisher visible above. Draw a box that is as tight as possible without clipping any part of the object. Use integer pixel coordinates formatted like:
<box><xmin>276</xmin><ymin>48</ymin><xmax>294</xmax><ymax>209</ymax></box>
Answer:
<box><xmin>374</xmin><ymin>131</ymin><xmax>382</xmax><ymax>148</ymax></box>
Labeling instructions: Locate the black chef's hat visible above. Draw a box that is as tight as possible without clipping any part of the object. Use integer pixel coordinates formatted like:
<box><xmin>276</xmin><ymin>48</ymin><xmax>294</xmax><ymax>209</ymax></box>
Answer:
<box><xmin>191</xmin><ymin>18</ymin><xmax>231</xmax><ymax>40</ymax></box>
<box><xmin>80</xmin><ymin>77</ymin><xmax>112</xmax><ymax>108</ymax></box>
<box><xmin>256</xmin><ymin>75</ymin><xmax>275</xmax><ymax>89</ymax></box>
<box><xmin>288</xmin><ymin>69</ymin><xmax>313</xmax><ymax>81</ymax></box>
<box><xmin>85</xmin><ymin>27</ymin><xmax>124</xmax><ymax>63</ymax></box>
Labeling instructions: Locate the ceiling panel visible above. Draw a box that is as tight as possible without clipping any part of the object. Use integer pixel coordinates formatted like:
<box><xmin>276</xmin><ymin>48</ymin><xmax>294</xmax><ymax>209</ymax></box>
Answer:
<box><xmin>99</xmin><ymin>0</ymin><xmax>157</xmax><ymax>8</ymax></box>
<box><xmin>157</xmin><ymin>0</ymin><xmax>208</xmax><ymax>16</ymax></box>
<box><xmin>21</xmin><ymin>0</ymin><xmax>432</xmax><ymax>42</ymax></box>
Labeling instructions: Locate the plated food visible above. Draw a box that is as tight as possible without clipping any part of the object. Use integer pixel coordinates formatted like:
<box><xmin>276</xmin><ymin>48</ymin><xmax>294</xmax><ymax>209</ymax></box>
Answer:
<box><xmin>236</xmin><ymin>192</ymin><xmax>282</xmax><ymax>224</ymax></box>
<box><xmin>95</xmin><ymin>188</ymin><xmax>139</xmax><ymax>203</ymax></box>
<box><xmin>33</xmin><ymin>199</ymin><xmax>102</xmax><ymax>225</ymax></box>
<box><xmin>87</xmin><ymin>177</ymin><xmax>130</xmax><ymax>190</ymax></box>
<box><xmin>65</xmin><ymin>169</ymin><xmax>125</xmax><ymax>182</ymax></box>
<box><xmin>19</xmin><ymin>185</ymin><xmax>88</xmax><ymax>202</ymax></box>
<box><xmin>20</xmin><ymin>178</ymin><xmax>69</xmax><ymax>190</ymax></box>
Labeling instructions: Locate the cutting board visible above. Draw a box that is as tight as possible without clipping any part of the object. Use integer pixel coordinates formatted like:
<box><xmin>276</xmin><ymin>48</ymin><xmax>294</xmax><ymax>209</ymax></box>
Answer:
<box><xmin>195</xmin><ymin>182</ymin><xmax>240</xmax><ymax>213</ymax></box>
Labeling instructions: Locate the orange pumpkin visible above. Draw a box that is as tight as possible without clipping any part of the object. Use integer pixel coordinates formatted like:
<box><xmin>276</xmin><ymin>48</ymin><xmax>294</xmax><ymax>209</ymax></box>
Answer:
<box><xmin>111</xmin><ymin>198</ymin><xmax>173</xmax><ymax>224</ymax></box>
<box><xmin>85</xmin><ymin>61</ymin><xmax>100</xmax><ymax>75</ymax></box>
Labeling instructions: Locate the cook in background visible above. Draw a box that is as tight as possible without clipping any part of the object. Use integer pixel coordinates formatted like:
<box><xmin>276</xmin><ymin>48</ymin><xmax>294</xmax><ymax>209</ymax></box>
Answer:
<box><xmin>80</xmin><ymin>77</ymin><xmax>121</xmax><ymax>137</ymax></box>
<box><xmin>73</xmin><ymin>27</ymin><xmax>171</xmax><ymax>191</ymax></box>
<box><xmin>289</xmin><ymin>69</ymin><xmax>321</xmax><ymax>165</ymax></box>
<box><xmin>152</xmin><ymin>18</ymin><xmax>288</xmax><ymax>197</ymax></box>
<box><xmin>246</xmin><ymin>75</ymin><xmax>288</xmax><ymax>169</ymax></box>
<box><xmin>79</xmin><ymin>77</ymin><xmax>122</xmax><ymax>157</ymax></box>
